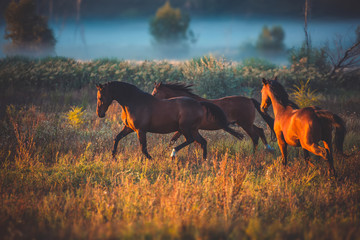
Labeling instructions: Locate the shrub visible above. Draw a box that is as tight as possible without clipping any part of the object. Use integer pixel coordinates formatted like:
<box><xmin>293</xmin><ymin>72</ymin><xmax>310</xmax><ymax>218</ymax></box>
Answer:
<box><xmin>291</xmin><ymin>79</ymin><xmax>321</xmax><ymax>108</ymax></box>
<box><xmin>4</xmin><ymin>0</ymin><xmax>56</xmax><ymax>56</ymax></box>
<box><xmin>256</xmin><ymin>25</ymin><xmax>285</xmax><ymax>52</ymax></box>
<box><xmin>181</xmin><ymin>56</ymin><xmax>242</xmax><ymax>98</ymax></box>
<box><xmin>149</xmin><ymin>1</ymin><xmax>196</xmax><ymax>46</ymax></box>
<box><xmin>289</xmin><ymin>42</ymin><xmax>330</xmax><ymax>73</ymax></box>
<box><xmin>66</xmin><ymin>106</ymin><xmax>85</xmax><ymax>128</ymax></box>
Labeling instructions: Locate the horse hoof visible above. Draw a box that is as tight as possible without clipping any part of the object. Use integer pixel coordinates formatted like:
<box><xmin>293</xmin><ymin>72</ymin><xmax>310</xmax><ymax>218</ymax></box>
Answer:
<box><xmin>170</xmin><ymin>149</ymin><xmax>177</xmax><ymax>158</ymax></box>
<box><xmin>265</xmin><ymin>144</ymin><xmax>275</xmax><ymax>152</ymax></box>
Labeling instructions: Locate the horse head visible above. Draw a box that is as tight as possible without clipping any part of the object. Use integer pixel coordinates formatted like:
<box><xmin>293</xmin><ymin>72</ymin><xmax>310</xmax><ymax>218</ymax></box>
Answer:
<box><xmin>260</xmin><ymin>78</ymin><xmax>273</xmax><ymax>113</ymax></box>
<box><xmin>96</xmin><ymin>83</ymin><xmax>113</xmax><ymax>118</ymax></box>
<box><xmin>151</xmin><ymin>82</ymin><xmax>168</xmax><ymax>99</ymax></box>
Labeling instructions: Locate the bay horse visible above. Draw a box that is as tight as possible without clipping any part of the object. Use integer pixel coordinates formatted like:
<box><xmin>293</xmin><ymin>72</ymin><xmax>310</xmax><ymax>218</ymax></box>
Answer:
<box><xmin>151</xmin><ymin>82</ymin><xmax>275</xmax><ymax>152</ymax></box>
<box><xmin>260</xmin><ymin>77</ymin><xmax>346</xmax><ymax>176</ymax></box>
<box><xmin>96</xmin><ymin>81</ymin><xmax>244</xmax><ymax>160</ymax></box>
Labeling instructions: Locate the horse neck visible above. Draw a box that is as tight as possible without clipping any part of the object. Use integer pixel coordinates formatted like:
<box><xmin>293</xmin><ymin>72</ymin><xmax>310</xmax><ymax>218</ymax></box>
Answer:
<box><xmin>268</xmin><ymin>91</ymin><xmax>289</xmax><ymax>117</ymax></box>
<box><xmin>170</xmin><ymin>89</ymin><xmax>205</xmax><ymax>101</ymax></box>
<box><xmin>111</xmin><ymin>82</ymin><xmax>154</xmax><ymax>107</ymax></box>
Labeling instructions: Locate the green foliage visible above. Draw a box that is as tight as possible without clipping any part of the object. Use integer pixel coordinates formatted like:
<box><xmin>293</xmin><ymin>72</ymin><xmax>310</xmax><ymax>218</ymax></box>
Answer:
<box><xmin>291</xmin><ymin>79</ymin><xmax>321</xmax><ymax>108</ymax></box>
<box><xmin>289</xmin><ymin>42</ymin><xmax>330</xmax><ymax>73</ymax></box>
<box><xmin>256</xmin><ymin>25</ymin><xmax>285</xmax><ymax>52</ymax></box>
<box><xmin>182</xmin><ymin>56</ymin><xmax>241</xmax><ymax>98</ymax></box>
<box><xmin>4</xmin><ymin>0</ymin><xmax>56</xmax><ymax>56</ymax></box>
<box><xmin>241</xmin><ymin>58</ymin><xmax>277</xmax><ymax>71</ymax></box>
<box><xmin>149</xmin><ymin>1</ymin><xmax>195</xmax><ymax>45</ymax></box>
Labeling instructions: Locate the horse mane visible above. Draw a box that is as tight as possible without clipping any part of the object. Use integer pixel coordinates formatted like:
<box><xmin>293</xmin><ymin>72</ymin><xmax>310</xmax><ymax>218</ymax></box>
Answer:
<box><xmin>160</xmin><ymin>82</ymin><xmax>199</xmax><ymax>98</ymax></box>
<box><xmin>103</xmin><ymin>81</ymin><xmax>153</xmax><ymax>99</ymax></box>
<box><xmin>268</xmin><ymin>80</ymin><xmax>299</xmax><ymax>109</ymax></box>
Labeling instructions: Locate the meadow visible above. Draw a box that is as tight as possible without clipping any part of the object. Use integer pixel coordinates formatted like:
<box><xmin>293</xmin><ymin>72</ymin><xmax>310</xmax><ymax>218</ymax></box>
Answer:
<box><xmin>0</xmin><ymin>56</ymin><xmax>360</xmax><ymax>239</ymax></box>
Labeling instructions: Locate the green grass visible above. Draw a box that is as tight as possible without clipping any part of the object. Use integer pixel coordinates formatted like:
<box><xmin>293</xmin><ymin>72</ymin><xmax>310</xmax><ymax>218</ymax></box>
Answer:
<box><xmin>0</xmin><ymin>57</ymin><xmax>360</xmax><ymax>239</ymax></box>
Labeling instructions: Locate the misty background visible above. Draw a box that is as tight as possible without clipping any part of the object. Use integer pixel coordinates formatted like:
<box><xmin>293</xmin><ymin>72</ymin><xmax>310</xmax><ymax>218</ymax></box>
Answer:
<box><xmin>0</xmin><ymin>0</ymin><xmax>359</xmax><ymax>62</ymax></box>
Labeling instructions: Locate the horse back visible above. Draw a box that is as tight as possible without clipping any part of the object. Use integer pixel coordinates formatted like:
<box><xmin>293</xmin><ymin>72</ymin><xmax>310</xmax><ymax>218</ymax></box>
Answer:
<box><xmin>210</xmin><ymin>96</ymin><xmax>255</xmax><ymax>124</ymax></box>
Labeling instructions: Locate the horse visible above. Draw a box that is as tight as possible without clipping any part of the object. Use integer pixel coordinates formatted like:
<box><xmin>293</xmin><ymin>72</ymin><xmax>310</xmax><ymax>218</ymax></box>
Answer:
<box><xmin>96</xmin><ymin>81</ymin><xmax>244</xmax><ymax>160</ymax></box>
<box><xmin>260</xmin><ymin>77</ymin><xmax>346</xmax><ymax>176</ymax></box>
<box><xmin>151</xmin><ymin>82</ymin><xmax>275</xmax><ymax>152</ymax></box>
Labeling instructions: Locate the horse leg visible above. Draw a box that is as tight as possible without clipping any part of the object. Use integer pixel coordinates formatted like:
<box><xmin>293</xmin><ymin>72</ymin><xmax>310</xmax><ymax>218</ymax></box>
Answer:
<box><xmin>223</xmin><ymin>126</ymin><xmax>244</xmax><ymax>141</ymax></box>
<box><xmin>254</xmin><ymin>124</ymin><xmax>274</xmax><ymax>151</ymax></box>
<box><xmin>323</xmin><ymin>140</ymin><xmax>336</xmax><ymax>177</ymax></box>
<box><xmin>241</xmin><ymin>124</ymin><xmax>259</xmax><ymax>153</ymax></box>
<box><xmin>303</xmin><ymin>149</ymin><xmax>315</xmax><ymax>168</ymax></box>
<box><xmin>171</xmin><ymin>134</ymin><xmax>194</xmax><ymax>159</ymax></box>
<box><xmin>169</xmin><ymin>131</ymin><xmax>182</xmax><ymax>146</ymax></box>
<box><xmin>192</xmin><ymin>131</ymin><xmax>208</xmax><ymax>160</ymax></box>
<box><xmin>136</xmin><ymin>130</ymin><xmax>152</xmax><ymax>159</ymax></box>
<box><xmin>112</xmin><ymin>126</ymin><xmax>134</xmax><ymax>157</ymax></box>
<box><xmin>277</xmin><ymin>132</ymin><xmax>288</xmax><ymax>166</ymax></box>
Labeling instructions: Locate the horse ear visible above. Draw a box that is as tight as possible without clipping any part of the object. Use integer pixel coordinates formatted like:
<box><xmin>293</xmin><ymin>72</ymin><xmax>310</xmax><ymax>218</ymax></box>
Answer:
<box><xmin>96</xmin><ymin>83</ymin><xmax>103</xmax><ymax>90</ymax></box>
<box><xmin>262</xmin><ymin>78</ymin><xmax>268</xmax><ymax>85</ymax></box>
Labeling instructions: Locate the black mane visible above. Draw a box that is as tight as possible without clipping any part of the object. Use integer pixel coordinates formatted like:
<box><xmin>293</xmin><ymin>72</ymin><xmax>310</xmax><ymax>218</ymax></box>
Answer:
<box><xmin>104</xmin><ymin>81</ymin><xmax>154</xmax><ymax>101</ymax></box>
<box><xmin>268</xmin><ymin>80</ymin><xmax>299</xmax><ymax>109</ymax></box>
<box><xmin>160</xmin><ymin>82</ymin><xmax>199</xmax><ymax>98</ymax></box>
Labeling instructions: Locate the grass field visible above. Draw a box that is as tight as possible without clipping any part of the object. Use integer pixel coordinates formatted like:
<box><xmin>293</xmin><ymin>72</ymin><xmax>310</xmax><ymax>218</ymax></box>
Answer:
<box><xmin>0</xmin><ymin>57</ymin><xmax>360</xmax><ymax>239</ymax></box>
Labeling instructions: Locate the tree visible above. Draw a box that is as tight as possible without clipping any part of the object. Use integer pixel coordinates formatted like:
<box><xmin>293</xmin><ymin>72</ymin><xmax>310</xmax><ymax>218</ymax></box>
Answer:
<box><xmin>4</xmin><ymin>0</ymin><xmax>56</xmax><ymax>56</ymax></box>
<box><xmin>256</xmin><ymin>25</ymin><xmax>285</xmax><ymax>52</ymax></box>
<box><xmin>149</xmin><ymin>1</ymin><xmax>196</xmax><ymax>46</ymax></box>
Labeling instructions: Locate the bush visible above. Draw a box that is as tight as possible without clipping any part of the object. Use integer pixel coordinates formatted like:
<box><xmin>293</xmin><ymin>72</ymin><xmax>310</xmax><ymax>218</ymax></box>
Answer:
<box><xmin>289</xmin><ymin>42</ymin><xmax>330</xmax><ymax>73</ymax></box>
<box><xmin>290</xmin><ymin>79</ymin><xmax>321</xmax><ymax>108</ymax></box>
<box><xmin>4</xmin><ymin>0</ymin><xmax>56</xmax><ymax>57</ymax></box>
<box><xmin>149</xmin><ymin>1</ymin><xmax>196</xmax><ymax>46</ymax></box>
<box><xmin>256</xmin><ymin>25</ymin><xmax>285</xmax><ymax>52</ymax></box>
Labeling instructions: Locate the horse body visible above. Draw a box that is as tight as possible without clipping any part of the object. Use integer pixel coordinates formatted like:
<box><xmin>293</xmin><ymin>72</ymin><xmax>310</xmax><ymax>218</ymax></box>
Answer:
<box><xmin>260</xmin><ymin>78</ymin><xmax>346</xmax><ymax>176</ymax></box>
<box><xmin>152</xmin><ymin>83</ymin><xmax>274</xmax><ymax>151</ymax></box>
<box><xmin>96</xmin><ymin>81</ymin><xmax>236</xmax><ymax>160</ymax></box>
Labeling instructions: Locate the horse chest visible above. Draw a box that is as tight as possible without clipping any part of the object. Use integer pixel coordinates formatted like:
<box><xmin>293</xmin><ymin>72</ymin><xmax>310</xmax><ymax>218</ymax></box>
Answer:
<box><xmin>121</xmin><ymin>108</ymin><xmax>148</xmax><ymax>130</ymax></box>
<box><xmin>275</xmin><ymin>122</ymin><xmax>301</xmax><ymax>147</ymax></box>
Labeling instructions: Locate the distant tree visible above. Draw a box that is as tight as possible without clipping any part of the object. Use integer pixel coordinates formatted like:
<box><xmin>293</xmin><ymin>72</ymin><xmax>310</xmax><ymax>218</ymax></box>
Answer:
<box><xmin>256</xmin><ymin>25</ymin><xmax>285</xmax><ymax>52</ymax></box>
<box><xmin>4</xmin><ymin>0</ymin><xmax>56</xmax><ymax>56</ymax></box>
<box><xmin>149</xmin><ymin>1</ymin><xmax>196</xmax><ymax>46</ymax></box>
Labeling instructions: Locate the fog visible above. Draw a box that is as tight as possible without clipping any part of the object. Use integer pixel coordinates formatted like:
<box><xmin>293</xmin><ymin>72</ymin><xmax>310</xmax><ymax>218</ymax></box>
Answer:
<box><xmin>1</xmin><ymin>17</ymin><xmax>359</xmax><ymax>63</ymax></box>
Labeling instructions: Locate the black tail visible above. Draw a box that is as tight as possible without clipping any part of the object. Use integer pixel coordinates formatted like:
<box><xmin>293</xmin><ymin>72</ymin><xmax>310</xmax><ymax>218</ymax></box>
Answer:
<box><xmin>315</xmin><ymin>111</ymin><xmax>347</xmax><ymax>155</ymax></box>
<box><xmin>200</xmin><ymin>101</ymin><xmax>244</xmax><ymax>140</ymax></box>
<box><xmin>251</xmin><ymin>98</ymin><xmax>275</xmax><ymax>137</ymax></box>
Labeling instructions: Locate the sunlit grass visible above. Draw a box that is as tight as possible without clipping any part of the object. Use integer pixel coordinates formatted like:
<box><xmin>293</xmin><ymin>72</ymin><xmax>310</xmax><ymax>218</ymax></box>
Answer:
<box><xmin>1</xmin><ymin>101</ymin><xmax>359</xmax><ymax>240</ymax></box>
<box><xmin>0</xmin><ymin>57</ymin><xmax>359</xmax><ymax>239</ymax></box>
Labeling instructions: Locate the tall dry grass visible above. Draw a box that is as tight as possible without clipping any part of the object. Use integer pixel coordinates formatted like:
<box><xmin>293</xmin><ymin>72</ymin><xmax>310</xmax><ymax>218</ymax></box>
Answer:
<box><xmin>1</xmin><ymin>99</ymin><xmax>359</xmax><ymax>239</ymax></box>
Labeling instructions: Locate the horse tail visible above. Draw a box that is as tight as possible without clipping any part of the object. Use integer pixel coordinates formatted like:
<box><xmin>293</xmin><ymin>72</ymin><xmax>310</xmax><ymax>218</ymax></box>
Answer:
<box><xmin>251</xmin><ymin>98</ymin><xmax>276</xmax><ymax>140</ymax></box>
<box><xmin>200</xmin><ymin>101</ymin><xmax>244</xmax><ymax>140</ymax></box>
<box><xmin>315</xmin><ymin>111</ymin><xmax>347</xmax><ymax>155</ymax></box>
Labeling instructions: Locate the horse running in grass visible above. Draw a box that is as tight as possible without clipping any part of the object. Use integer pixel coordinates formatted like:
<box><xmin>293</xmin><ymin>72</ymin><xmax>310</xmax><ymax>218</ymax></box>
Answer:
<box><xmin>151</xmin><ymin>82</ymin><xmax>275</xmax><ymax>152</ymax></box>
<box><xmin>96</xmin><ymin>81</ymin><xmax>244</xmax><ymax>160</ymax></box>
<box><xmin>260</xmin><ymin>77</ymin><xmax>346</xmax><ymax>176</ymax></box>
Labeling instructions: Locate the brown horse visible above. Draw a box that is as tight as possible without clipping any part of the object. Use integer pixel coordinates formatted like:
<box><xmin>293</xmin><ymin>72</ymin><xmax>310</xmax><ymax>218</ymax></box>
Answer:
<box><xmin>96</xmin><ymin>81</ymin><xmax>243</xmax><ymax>160</ymax></box>
<box><xmin>260</xmin><ymin>77</ymin><xmax>346</xmax><ymax>176</ymax></box>
<box><xmin>152</xmin><ymin>82</ymin><xmax>275</xmax><ymax>152</ymax></box>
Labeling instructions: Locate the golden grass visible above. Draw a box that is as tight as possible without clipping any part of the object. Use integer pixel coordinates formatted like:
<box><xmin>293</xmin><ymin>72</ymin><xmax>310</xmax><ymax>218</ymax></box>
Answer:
<box><xmin>1</xmin><ymin>102</ymin><xmax>360</xmax><ymax>240</ymax></box>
